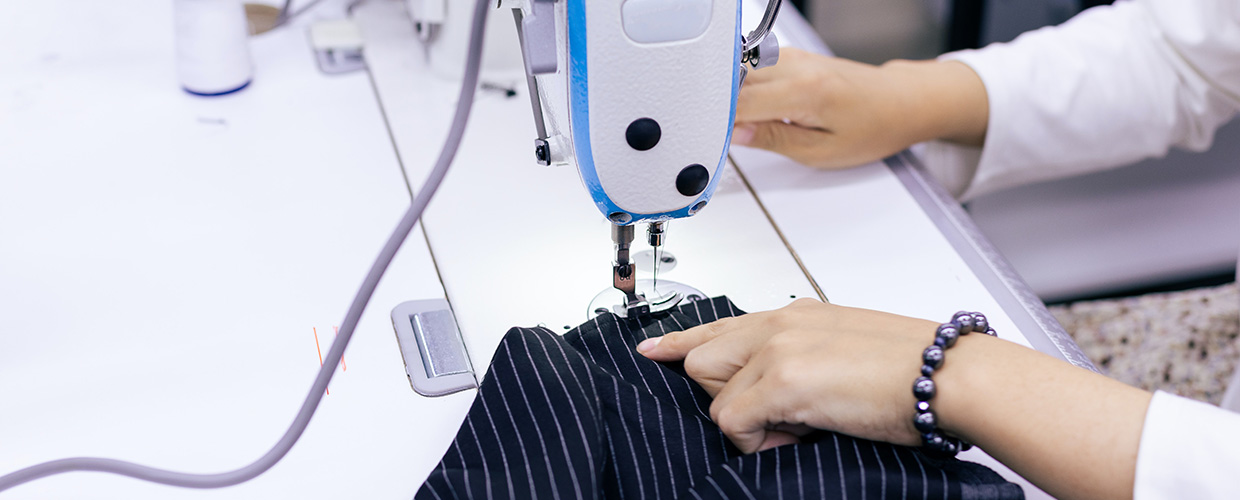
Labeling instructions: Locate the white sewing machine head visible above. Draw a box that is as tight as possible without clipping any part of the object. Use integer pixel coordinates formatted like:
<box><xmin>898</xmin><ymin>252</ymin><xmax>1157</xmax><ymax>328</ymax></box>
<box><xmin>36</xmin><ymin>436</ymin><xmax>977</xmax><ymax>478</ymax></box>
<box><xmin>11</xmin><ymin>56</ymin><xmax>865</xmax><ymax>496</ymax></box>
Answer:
<box><xmin>512</xmin><ymin>0</ymin><xmax>780</xmax><ymax>223</ymax></box>
<box><xmin>509</xmin><ymin>0</ymin><xmax>782</xmax><ymax>316</ymax></box>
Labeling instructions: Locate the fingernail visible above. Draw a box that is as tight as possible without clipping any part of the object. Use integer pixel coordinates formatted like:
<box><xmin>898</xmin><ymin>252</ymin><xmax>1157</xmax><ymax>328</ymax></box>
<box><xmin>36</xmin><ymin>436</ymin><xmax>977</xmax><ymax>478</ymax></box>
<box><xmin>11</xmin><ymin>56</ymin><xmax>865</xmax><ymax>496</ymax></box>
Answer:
<box><xmin>637</xmin><ymin>337</ymin><xmax>662</xmax><ymax>354</ymax></box>
<box><xmin>731</xmin><ymin>123</ymin><xmax>756</xmax><ymax>146</ymax></box>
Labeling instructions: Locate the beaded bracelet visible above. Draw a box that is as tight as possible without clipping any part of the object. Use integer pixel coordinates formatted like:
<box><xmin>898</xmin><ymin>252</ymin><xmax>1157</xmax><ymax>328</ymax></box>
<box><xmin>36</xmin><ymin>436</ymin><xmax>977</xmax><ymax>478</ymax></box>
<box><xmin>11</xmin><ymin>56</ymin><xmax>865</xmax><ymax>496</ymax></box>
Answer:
<box><xmin>912</xmin><ymin>311</ymin><xmax>997</xmax><ymax>457</ymax></box>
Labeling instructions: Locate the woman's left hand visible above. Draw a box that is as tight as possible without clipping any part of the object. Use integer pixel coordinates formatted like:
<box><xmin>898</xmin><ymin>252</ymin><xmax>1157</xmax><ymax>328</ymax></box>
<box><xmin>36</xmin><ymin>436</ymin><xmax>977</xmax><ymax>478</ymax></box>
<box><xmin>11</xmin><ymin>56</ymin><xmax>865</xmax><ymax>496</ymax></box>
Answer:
<box><xmin>637</xmin><ymin>299</ymin><xmax>941</xmax><ymax>453</ymax></box>
<box><xmin>638</xmin><ymin>298</ymin><xmax>1153</xmax><ymax>500</ymax></box>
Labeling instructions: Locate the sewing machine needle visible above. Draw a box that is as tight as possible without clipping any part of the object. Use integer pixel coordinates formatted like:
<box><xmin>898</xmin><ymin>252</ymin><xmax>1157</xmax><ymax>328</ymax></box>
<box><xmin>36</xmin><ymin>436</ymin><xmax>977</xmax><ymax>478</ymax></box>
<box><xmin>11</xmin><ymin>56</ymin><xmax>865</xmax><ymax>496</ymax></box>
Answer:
<box><xmin>646</xmin><ymin>221</ymin><xmax>668</xmax><ymax>299</ymax></box>
<box><xmin>653</xmin><ymin>245</ymin><xmax>659</xmax><ymax>293</ymax></box>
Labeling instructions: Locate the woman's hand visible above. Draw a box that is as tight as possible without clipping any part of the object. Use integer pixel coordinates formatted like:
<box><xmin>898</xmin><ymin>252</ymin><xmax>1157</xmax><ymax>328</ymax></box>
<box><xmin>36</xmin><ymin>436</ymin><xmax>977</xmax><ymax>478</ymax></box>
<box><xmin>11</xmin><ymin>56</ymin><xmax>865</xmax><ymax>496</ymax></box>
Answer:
<box><xmin>732</xmin><ymin>48</ymin><xmax>989</xmax><ymax>168</ymax></box>
<box><xmin>638</xmin><ymin>299</ymin><xmax>940</xmax><ymax>452</ymax></box>
<box><xmin>637</xmin><ymin>298</ymin><xmax>1153</xmax><ymax>500</ymax></box>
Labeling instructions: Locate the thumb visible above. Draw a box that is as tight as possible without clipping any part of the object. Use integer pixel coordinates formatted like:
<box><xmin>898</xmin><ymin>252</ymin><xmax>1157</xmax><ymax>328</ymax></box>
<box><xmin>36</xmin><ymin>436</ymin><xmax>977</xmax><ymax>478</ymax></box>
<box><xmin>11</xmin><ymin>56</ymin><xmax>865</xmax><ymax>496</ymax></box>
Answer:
<box><xmin>731</xmin><ymin>123</ymin><xmax>759</xmax><ymax>146</ymax></box>
<box><xmin>758</xmin><ymin>430</ymin><xmax>801</xmax><ymax>451</ymax></box>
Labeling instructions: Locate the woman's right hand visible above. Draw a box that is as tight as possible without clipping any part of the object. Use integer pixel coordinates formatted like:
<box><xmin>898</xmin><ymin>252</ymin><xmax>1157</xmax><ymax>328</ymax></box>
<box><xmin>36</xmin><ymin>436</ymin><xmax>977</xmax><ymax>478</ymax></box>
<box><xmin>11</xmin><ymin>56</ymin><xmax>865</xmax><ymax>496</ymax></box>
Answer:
<box><xmin>732</xmin><ymin>48</ymin><xmax>990</xmax><ymax>168</ymax></box>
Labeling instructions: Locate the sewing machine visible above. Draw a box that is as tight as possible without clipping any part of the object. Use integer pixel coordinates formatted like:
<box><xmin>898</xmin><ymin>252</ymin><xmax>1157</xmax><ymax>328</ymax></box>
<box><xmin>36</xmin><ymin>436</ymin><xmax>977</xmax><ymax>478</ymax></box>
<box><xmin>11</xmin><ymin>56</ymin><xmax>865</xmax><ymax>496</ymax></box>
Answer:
<box><xmin>388</xmin><ymin>0</ymin><xmax>792</xmax><ymax>397</ymax></box>
<box><xmin>511</xmin><ymin>0</ymin><xmax>783</xmax><ymax>317</ymax></box>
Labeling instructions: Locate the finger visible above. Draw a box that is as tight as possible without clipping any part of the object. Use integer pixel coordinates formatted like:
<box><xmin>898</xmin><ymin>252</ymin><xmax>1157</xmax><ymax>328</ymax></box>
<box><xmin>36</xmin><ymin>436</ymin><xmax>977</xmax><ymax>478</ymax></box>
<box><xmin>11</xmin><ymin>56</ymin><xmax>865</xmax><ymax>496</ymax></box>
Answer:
<box><xmin>734</xmin><ymin>121</ymin><xmax>846</xmax><ymax>168</ymax></box>
<box><xmin>709</xmin><ymin>361</ymin><xmax>771</xmax><ymax>453</ymax></box>
<box><xmin>741</xmin><ymin>65</ymin><xmax>778</xmax><ymax>86</ymax></box>
<box><xmin>680</xmin><ymin>317</ymin><xmax>788</xmax><ymax>396</ymax></box>
<box><xmin>758</xmin><ymin>430</ymin><xmax>801</xmax><ymax>451</ymax></box>
<box><xmin>741</xmin><ymin>47</ymin><xmax>809</xmax><ymax>86</ymax></box>
<box><xmin>735</xmin><ymin>80</ymin><xmax>816</xmax><ymax>125</ymax></box>
<box><xmin>637</xmin><ymin>317</ymin><xmax>742</xmax><ymax>361</ymax></box>
<box><xmin>714</xmin><ymin>386</ymin><xmax>782</xmax><ymax>454</ymax></box>
<box><xmin>772</xmin><ymin>422</ymin><xmax>816</xmax><ymax>437</ymax></box>
<box><xmin>711</xmin><ymin>342</ymin><xmax>816</xmax><ymax>453</ymax></box>
<box><xmin>741</xmin><ymin>53</ymin><xmax>794</xmax><ymax>85</ymax></box>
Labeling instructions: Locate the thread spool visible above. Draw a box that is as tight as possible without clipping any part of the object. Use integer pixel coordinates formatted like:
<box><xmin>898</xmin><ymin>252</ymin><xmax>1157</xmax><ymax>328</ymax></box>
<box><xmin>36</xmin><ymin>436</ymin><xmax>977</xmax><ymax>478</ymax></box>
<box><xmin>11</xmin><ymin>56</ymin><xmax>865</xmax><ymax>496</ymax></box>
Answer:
<box><xmin>175</xmin><ymin>0</ymin><xmax>254</xmax><ymax>96</ymax></box>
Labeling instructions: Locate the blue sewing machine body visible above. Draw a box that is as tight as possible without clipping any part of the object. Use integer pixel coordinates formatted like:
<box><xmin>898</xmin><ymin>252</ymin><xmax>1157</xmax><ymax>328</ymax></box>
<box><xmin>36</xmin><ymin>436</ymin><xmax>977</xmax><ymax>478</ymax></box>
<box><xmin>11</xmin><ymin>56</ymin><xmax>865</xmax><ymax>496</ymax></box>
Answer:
<box><xmin>564</xmin><ymin>0</ymin><xmax>742</xmax><ymax>225</ymax></box>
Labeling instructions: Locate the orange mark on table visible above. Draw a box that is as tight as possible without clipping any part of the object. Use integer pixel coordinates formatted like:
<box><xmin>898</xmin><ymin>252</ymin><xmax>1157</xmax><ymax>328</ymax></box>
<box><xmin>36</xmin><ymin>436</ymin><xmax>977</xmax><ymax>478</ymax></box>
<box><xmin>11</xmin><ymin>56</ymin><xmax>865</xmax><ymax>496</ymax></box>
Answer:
<box><xmin>334</xmin><ymin>326</ymin><xmax>347</xmax><ymax>372</ymax></box>
<box><xmin>313</xmin><ymin>327</ymin><xmax>349</xmax><ymax>395</ymax></box>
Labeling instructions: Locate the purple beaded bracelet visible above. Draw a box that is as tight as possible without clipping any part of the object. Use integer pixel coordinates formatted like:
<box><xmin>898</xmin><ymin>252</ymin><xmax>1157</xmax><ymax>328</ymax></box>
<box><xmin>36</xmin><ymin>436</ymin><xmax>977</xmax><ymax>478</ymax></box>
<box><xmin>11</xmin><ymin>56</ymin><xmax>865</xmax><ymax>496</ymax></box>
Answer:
<box><xmin>912</xmin><ymin>311</ymin><xmax>997</xmax><ymax>457</ymax></box>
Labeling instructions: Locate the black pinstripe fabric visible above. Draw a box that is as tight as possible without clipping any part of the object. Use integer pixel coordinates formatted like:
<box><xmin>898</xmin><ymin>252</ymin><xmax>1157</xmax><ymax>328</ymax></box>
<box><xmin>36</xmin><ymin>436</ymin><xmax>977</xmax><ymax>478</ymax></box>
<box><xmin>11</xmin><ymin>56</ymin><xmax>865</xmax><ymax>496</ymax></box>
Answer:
<box><xmin>416</xmin><ymin>297</ymin><xmax>1023</xmax><ymax>499</ymax></box>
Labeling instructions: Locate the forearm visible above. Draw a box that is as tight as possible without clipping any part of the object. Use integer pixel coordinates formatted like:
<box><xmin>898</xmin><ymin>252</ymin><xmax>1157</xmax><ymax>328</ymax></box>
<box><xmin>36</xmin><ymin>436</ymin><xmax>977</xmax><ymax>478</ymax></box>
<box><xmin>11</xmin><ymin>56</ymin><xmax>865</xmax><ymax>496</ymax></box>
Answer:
<box><xmin>936</xmin><ymin>335</ymin><xmax>1153</xmax><ymax>500</ymax></box>
<box><xmin>880</xmin><ymin>59</ymin><xmax>988</xmax><ymax>147</ymax></box>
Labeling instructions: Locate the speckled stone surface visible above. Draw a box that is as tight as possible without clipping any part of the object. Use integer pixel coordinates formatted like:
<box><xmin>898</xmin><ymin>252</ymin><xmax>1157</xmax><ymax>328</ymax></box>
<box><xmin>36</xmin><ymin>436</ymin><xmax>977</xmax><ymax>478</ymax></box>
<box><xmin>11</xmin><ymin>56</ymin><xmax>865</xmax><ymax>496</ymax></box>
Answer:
<box><xmin>1049</xmin><ymin>283</ymin><xmax>1240</xmax><ymax>404</ymax></box>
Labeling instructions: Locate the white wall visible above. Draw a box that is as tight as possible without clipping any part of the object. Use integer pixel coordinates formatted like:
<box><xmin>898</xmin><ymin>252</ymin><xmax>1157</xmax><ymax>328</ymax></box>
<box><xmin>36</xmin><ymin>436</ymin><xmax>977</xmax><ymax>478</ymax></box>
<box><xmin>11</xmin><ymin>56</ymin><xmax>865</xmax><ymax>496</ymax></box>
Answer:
<box><xmin>807</xmin><ymin>0</ymin><xmax>947</xmax><ymax>64</ymax></box>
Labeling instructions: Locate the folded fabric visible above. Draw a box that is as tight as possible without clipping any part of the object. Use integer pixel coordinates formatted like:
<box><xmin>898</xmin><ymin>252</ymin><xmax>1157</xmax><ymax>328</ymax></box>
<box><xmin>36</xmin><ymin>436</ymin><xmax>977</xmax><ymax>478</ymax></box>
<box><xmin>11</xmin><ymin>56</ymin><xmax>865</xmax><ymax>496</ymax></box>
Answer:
<box><xmin>416</xmin><ymin>296</ymin><xmax>1023</xmax><ymax>499</ymax></box>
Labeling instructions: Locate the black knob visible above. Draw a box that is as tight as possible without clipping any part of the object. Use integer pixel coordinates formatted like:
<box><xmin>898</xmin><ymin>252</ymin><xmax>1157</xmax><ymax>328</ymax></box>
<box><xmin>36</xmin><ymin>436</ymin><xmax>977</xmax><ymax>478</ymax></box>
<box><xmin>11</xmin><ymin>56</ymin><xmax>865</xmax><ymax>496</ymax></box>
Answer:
<box><xmin>625</xmin><ymin>118</ymin><xmax>661</xmax><ymax>151</ymax></box>
<box><xmin>675</xmin><ymin>164</ymin><xmax>710</xmax><ymax>197</ymax></box>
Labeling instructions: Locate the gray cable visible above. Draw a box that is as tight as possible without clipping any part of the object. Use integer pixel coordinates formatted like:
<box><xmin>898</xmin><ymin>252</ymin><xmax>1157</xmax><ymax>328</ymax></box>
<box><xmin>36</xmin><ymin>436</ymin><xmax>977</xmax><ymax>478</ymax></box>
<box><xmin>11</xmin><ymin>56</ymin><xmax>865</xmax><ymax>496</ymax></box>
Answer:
<box><xmin>0</xmin><ymin>0</ymin><xmax>489</xmax><ymax>492</ymax></box>
<box><xmin>276</xmin><ymin>0</ymin><xmax>294</xmax><ymax>23</ymax></box>
<box><xmin>274</xmin><ymin>0</ymin><xmax>329</xmax><ymax>28</ymax></box>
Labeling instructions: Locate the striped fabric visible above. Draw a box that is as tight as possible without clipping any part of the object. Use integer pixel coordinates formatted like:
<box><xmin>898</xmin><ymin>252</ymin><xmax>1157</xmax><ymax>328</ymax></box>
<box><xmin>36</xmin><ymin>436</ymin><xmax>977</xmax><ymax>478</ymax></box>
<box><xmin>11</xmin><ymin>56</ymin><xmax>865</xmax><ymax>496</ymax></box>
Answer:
<box><xmin>416</xmin><ymin>297</ymin><xmax>1022</xmax><ymax>499</ymax></box>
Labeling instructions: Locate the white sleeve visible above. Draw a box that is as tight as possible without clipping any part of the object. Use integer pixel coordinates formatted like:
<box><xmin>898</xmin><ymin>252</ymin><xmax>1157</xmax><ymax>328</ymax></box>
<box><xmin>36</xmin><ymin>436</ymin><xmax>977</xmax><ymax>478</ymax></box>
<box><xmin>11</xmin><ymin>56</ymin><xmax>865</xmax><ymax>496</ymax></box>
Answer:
<box><xmin>916</xmin><ymin>0</ymin><xmax>1240</xmax><ymax>200</ymax></box>
<box><xmin>1135</xmin><ymin>391</ymin><xmax>1240</xmax><ymax>499</ymax></box>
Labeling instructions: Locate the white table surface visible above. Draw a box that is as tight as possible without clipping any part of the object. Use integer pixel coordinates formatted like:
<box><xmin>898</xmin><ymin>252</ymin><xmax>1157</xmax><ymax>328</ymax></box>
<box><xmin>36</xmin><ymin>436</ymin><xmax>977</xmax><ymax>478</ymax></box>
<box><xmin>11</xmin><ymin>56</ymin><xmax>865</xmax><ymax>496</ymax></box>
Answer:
<box><xmin>0</xmin><ymin>2</ymin><xmax>468</xmax><ymax>499</ymax></box>
<box><xmin>1</xmin><ymin>1</ymin><xmax>1057</xmax><ymax>498</ymax></box>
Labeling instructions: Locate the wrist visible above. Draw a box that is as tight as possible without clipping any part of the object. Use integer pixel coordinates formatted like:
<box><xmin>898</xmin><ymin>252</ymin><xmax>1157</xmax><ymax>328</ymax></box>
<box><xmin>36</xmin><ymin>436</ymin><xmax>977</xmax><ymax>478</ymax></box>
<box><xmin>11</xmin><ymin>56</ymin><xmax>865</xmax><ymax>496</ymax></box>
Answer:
<box><xmin>929</xmin><ymin>332</ymin><xmax>1001</xmax><ymax>442</ymax></box>
<box><xmin>908</xmin><ymin>312</ymin><xmax>999</xmax><ymax>456</ymax></box>
<box><xmin>928</xmin><ymin>333</ymin><xmax>1152</xmax><ymax>500</ymax></box>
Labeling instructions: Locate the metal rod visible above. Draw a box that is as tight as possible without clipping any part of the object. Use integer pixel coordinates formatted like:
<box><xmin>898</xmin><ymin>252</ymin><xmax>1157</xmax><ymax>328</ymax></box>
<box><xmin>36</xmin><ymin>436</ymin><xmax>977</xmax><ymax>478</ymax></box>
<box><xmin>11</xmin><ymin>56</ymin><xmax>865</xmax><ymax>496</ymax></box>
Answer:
<box><xmin>743</xmin><ymin>0</ymin><xmax>783</xmax><ymax>52</ymax></box>
<box><xmin>513</xmin><ymin>10</ymin><xmax>549</xmax><ymax>140</ymax></box>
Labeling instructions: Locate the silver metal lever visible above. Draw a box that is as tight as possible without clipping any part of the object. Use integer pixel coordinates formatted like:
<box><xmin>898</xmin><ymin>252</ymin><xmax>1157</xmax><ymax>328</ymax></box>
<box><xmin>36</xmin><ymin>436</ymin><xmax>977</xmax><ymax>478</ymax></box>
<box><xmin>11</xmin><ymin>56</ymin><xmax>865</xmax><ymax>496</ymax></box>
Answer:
<box><xmin>743</xmin><ymin>0</ymin><xmax>783</xmax><ymax>53</ymax></box>
<box><xmin>739</xmin><ymin>0</ymin><xmax>783</xmax><ymax>85</ymax></box>
<box><xmin>512</xmin><ymin>8</ymin><xmax>554</xmax><ymax>165</ymax></box>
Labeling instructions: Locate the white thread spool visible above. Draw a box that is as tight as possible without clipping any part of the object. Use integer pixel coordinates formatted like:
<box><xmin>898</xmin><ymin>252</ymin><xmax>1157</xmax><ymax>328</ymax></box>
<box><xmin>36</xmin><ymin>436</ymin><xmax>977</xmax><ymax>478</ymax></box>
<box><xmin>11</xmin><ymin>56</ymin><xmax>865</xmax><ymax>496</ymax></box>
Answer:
<box><xmin>175</xmin><ymin>0</ymin><xmax>254</xmax><ymax>96</ymax></box>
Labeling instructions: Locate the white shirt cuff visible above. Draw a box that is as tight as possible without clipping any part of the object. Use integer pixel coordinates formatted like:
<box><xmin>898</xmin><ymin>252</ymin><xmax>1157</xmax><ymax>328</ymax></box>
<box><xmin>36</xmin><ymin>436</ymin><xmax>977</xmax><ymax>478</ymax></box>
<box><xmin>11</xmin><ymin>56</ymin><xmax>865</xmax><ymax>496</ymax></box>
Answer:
<box><xmin>1135</xmin><ymin>391</ymin><xmax>1240</xmax><ymax>499</ymax></box>
<box><xmin>909</xmin><ymin>141</ymin><xmax>980</xmax><ymax>200</ymax></box>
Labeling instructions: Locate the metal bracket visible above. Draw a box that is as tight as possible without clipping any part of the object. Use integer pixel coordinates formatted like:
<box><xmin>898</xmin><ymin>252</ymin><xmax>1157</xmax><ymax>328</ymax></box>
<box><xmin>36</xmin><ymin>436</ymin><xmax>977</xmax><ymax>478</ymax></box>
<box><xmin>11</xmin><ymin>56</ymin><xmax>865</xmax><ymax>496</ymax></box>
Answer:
<box><xmin>513</xmin><ymin>3</ymin><xmax>557</xmax><ymax>164</ymax></box>
<box><xmin>516</xmin><ymin>0</ymin><xmax>558</xmax><ymax>75</ymax></box>
<box><xmin>391</xmin><ymin>299</ymin><xmax>477</xmax><ymax>397</ymax></box>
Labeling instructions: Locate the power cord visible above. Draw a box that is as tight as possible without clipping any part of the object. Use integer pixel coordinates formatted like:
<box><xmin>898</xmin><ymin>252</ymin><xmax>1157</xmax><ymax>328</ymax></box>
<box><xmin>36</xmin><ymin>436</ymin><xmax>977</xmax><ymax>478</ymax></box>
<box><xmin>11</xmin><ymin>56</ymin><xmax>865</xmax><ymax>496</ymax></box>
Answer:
<box><xmin>0</xmin><ymin>0</ymin><xmax>489</xmax><ymax>492</ymax></box>
<box><xmin>274</xmin><ymin>0</ymin><xmax>330</xmax><ymax>28</ymax></box>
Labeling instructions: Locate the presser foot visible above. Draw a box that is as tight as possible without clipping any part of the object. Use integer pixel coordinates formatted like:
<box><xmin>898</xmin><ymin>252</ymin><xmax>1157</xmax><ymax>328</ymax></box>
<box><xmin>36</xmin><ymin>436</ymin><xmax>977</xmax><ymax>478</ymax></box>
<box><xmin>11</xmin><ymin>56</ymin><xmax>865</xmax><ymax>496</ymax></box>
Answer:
<box><xmin>587</xmin><ymin>279</ymin><xmax>704</xmax><ymax>319</ymax></box>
